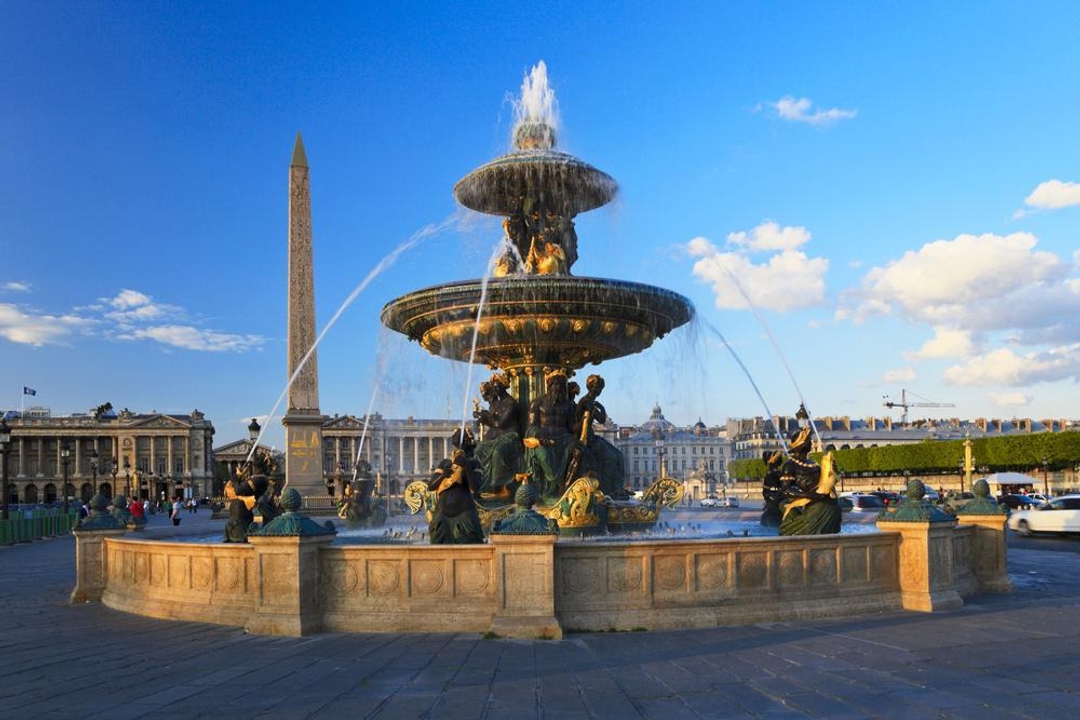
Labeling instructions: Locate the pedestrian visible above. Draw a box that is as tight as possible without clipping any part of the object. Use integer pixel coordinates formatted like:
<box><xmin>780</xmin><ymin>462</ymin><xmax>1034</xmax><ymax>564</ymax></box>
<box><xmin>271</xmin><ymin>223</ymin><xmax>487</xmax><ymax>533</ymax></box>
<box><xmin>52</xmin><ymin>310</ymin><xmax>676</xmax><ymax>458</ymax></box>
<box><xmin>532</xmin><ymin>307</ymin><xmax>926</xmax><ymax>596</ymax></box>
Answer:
<box><xmin>170</xmin><ymin>496</ymin><xmax>183</xmax><ymax>526</ymax></box>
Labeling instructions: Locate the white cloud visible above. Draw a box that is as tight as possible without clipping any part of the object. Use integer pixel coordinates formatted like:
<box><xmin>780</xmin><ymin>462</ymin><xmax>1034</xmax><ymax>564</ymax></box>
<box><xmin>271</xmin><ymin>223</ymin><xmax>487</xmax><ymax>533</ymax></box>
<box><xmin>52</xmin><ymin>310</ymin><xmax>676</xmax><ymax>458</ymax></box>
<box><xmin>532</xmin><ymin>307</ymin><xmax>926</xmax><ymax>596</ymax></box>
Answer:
<box><xmin>108</xmin><ymin>289</ymin><xmax>152</xmax><ymax>310</ymax></box>
<box><xmin>1</xmin><ymin>287</ymin><xmax>267</xmax><ymax>353</ymax></box>
<box><xmin>989</xmin><ymin>392</ymin><xmax>1031</xmax><ymax>409</ymax></box>
<box><xmin>127</xmin><ymin>325</ymin><xmax>266</xmax><ymax>353</ymax></box>
<box><xmin>883</xmin><ymin>367</ymin><xmax>916</xmax><ymax>383</ymax></box>
<box><xmin>3</xmin><ymin>281</ymin><xmax>31</xmax><ymax>292</ymax></box>
<box><xmin>102</xmin><ymin>288</ymin><xmax>180</xmax><ymax>324</ymax></box>
<box><xmin>726</xmin><ymin>221</ymin><xmax>811</xmax><ymax>252</ymax></box>
<box><xmin>943</xmin><ymin>345</ymin><xmax>1080</xmax><ymax>387</ymax></box>
<box><xmin>1024</xmin><ymin>179</ymin><xmax>1080</xmax><ymax>211</ymax></box>
<box><xmin>0</xmin><ymin>304</ymin><xmax>94</xmax><ymax>346</ymax></box>
<box><xmin>906</xmin><ymin>328</ymin><xmax>975</xmax><ymax>360</ymax></box>
<box><xmin>688</xmin><ymin>230</ymin><xmax>828</xmax><ymax>312</ymax></box>
<box><xmin>838</xmin><ymin>231</ymin><xmax>1080</xmax><ymax>395</ymax></box>
<box><xmin>837</xmin><ymin>232</ymin><xmax>1066</xmax><ymax>326</ymax></box>
<box><xmin>764</xmin><ymin>96</ymin><xmax>857</xmax><ymax>126</ymax></box>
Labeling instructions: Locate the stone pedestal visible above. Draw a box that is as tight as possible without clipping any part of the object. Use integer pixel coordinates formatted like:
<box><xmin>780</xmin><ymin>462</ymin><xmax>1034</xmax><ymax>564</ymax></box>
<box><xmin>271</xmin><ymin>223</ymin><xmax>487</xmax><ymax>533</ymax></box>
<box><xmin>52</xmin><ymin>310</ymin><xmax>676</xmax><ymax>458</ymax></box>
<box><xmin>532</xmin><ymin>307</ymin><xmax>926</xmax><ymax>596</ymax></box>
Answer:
<box><xmin>488</xmin><ymin>534</ymin><xmax>562</xmax><ymax>640</ymax></box>
<box><xmin>877</xmin><ymin>519</ymin><xmax>963</xmax><ymax>612</ymax></box>
<box><xmin>245</xmin><ymin>534</ymin><xmax>336</xmax><ymax>636</ymax></box>
<box><xmin>956</xmin><ymin>513</ymin><xmax>1012</xmax><ymax>593</ymax></box>
<box><xmin>71</xmin><ymin>527</ymin><xmax>128</xmax><ymax>603</ymax></box>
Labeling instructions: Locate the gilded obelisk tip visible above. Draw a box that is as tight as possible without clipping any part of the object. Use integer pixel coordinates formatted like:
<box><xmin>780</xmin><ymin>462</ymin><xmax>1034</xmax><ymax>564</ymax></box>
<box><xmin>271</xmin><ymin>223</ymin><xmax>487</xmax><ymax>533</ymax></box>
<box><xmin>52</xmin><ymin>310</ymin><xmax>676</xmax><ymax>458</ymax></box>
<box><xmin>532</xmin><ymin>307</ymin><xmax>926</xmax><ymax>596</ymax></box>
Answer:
<box><xmin>291</xmin><ymin>131</ymin><xmax>308</xmax><ymax>168</ymax></box>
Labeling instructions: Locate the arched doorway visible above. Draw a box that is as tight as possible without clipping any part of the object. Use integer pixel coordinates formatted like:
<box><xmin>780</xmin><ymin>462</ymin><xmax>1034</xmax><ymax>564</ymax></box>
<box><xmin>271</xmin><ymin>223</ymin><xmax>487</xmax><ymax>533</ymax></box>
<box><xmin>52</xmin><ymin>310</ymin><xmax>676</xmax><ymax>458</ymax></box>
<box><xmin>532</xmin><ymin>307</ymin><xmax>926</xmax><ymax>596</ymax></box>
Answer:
<box><xmin>24</xmin><ymin>483</ymin><xmax>39</xmax><ymax>504</ymax></box>
<box><xmin>98</xmin><ymin>482</ymin><xmax>112</xmax><ymax>500</ymax></box>
<box><xmin>44</xmin><ymin>483</ymin><xmax>57</xmax><ymax>504</ymax></box>
<box><xmin>80</xmin><ymin>483</ymin><xmax>93</xmax><ymax>503</ymax></box>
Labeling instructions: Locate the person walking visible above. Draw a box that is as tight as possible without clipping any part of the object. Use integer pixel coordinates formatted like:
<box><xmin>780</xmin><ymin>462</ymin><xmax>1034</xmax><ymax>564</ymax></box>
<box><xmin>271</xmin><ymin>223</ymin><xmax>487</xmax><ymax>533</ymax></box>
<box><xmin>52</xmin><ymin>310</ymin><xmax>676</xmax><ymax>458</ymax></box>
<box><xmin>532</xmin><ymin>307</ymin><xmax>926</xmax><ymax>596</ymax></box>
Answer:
<box><xmin>170</xmin><ymin>496</ymin><xmax>183</xmax><ymax>526</ymax></box>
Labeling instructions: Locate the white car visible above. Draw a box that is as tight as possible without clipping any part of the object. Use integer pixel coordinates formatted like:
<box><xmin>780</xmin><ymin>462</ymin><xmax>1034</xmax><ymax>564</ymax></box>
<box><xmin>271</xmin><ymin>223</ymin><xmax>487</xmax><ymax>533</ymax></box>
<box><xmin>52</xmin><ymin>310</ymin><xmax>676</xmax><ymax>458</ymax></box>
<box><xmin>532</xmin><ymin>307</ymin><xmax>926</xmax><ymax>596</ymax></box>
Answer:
<box><xmin>1007</xmin><ymin>494</ymin><xmax>1080</xmax><ymax>536</ymax></box>
<box><xmin>699</xmin><ymin>496</ymin><xmax>720</xmax><ymax>507</ymax></box>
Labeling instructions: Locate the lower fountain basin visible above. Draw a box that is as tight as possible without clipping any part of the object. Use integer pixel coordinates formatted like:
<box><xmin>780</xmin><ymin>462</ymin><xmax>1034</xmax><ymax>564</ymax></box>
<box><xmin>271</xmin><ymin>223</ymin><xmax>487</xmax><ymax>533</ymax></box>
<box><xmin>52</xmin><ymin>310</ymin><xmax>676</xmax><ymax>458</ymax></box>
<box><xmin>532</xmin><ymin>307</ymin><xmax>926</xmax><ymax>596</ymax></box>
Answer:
<box><xmin>381</xmin><ymin>276</ymin><xmax>694</xmax><ymax>369</ymax></box>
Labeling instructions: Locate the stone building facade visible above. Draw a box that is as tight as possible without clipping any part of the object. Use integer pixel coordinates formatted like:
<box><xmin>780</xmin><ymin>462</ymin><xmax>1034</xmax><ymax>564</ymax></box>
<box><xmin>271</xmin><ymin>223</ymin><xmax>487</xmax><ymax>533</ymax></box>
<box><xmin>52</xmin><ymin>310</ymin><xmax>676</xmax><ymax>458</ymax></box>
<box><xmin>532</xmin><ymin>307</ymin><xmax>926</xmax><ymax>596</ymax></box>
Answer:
<box><xmin>2</xmin><ymin>407</ymin><xmax>215</xmax><ymax>505</ymax></box>
<box><xmin>615</xmin><ymin>405</ymin><xmax>729</xmax><ymax>501</ymax></box>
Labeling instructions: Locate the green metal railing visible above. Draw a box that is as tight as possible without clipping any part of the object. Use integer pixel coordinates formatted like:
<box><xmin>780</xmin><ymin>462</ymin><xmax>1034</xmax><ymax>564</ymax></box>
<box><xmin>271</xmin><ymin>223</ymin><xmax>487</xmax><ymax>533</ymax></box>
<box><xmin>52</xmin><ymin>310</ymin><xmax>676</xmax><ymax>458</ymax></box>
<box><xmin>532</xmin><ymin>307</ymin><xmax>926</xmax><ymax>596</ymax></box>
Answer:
<box><xmin>0</xmin><ymin>508</ymin><xmax>79</xmax><ymax>545</ymax></box>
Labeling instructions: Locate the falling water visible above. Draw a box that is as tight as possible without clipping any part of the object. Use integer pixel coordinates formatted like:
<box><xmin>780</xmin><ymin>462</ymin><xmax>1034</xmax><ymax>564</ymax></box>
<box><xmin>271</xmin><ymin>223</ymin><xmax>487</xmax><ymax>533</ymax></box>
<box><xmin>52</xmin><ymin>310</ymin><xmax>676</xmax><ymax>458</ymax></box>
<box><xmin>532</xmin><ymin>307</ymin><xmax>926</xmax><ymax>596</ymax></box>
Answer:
<box><xmin>702</xmin><ymin>319</ymin><xmax>789</xmax><ymax>455</ymax></box>
<box><xmin>456</xmin><ymin>237</ymin><xmax>525</xmax><ymax>441</ymax></box>
<box><xmin>246</xmin><ymin>212</ymin><xmax>464</xmax><ymax>464</ymax></box>
<box><xmin>350</xmin><ymin>384</ymin><xmax>379</xmax><ymax>482</ymax></box>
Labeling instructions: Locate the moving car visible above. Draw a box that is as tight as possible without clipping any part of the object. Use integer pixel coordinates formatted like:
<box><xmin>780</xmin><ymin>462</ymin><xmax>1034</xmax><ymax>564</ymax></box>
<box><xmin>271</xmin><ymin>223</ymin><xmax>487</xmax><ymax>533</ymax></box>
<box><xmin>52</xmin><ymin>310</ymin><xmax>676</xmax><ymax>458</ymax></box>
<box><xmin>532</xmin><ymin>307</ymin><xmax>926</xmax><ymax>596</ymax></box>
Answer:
<box><xmin>718</xmin><ymin>497</ymin><xmax>740</xmax><ymax>508</ymax></box>
<box><xmin>838</xmin><ymin>493</ymin><xmax>886</xmax><ymax>512</ymax></box>
<box><xmin>998</xmin><ymin>494</ymin><xmax>1044</xmax><ymax>511</ymax></box>
<box><xmin>1007</xmin><ymin>494</ymin><xmax>1080</xmax><ymax>536</ymax></box>
<box><xmin>699</xmin><ymin>496</ymin><xmax>720</xmax><ymax>507</ymax></box>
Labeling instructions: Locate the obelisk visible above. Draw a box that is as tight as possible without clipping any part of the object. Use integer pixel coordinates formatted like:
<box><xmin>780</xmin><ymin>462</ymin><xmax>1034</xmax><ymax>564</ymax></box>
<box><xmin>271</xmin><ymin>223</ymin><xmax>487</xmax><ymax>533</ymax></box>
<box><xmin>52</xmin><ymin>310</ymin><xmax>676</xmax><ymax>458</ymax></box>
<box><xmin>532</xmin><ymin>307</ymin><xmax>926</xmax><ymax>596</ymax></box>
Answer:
<box><xmin>282</xmin><ymin>132</ymin><xmax>327</xmax><ymax>499</ymax></box>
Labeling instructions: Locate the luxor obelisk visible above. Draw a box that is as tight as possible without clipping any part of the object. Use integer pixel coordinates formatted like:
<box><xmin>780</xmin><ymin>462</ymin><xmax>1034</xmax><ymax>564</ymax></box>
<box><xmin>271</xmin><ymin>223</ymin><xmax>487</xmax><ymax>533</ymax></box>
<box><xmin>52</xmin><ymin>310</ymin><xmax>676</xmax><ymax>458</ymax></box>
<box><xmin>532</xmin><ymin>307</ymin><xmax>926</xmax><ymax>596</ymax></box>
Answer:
<box><xmin>282</xmin><ymin>132</ymin><xmax>327</xmax><ymax>498</ymax></box>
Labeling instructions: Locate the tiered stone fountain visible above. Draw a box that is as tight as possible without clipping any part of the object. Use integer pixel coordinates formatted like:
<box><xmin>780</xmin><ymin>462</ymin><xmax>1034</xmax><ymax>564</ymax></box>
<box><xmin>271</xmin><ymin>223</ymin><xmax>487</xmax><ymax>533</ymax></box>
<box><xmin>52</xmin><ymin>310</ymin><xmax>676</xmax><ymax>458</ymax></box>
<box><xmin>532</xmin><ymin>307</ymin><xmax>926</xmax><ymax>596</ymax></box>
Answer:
<box><xmin>382</xmin><ymin>65</ymin><xmax>694</xmax><ymax>534</ymax></box>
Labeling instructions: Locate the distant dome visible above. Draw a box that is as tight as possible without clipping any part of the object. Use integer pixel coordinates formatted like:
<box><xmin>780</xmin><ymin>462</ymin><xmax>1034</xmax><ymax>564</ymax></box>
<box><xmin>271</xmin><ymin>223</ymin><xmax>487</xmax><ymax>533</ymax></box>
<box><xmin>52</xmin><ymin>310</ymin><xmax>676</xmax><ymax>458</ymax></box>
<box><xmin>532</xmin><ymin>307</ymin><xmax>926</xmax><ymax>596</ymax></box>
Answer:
<box><xmin>642</xmin><ymin>404</ymin><xmax>676</xmax><ymax>436</ymax></box>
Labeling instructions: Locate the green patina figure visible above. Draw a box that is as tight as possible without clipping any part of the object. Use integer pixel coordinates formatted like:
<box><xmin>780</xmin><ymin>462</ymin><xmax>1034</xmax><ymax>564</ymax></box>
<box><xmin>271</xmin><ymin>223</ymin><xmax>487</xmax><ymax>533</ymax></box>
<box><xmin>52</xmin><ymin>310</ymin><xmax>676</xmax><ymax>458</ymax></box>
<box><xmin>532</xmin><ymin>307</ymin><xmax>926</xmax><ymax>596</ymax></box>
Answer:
<box><xmin>878</xmin><ymin>478</ymin><xmax>954</xmax><ymax>523</ymax></box>
<box><xmin>956</xmin><ymin>478</ymin><xmax>1007</xmax><ymax>515</ymax></box>
<box><xmin>249</xmin><ymin>488</ymin><xmax>336</xmax><ymax>537</ymax></box>
<box><xmin>491</xmin><ymin>482</ymin><xmax>557</xmax><ymax>534</ymax></box>
<box><xmin>778</xmin><ymin>426</ymin><xmax>841</xmax><ymax>536</ymax></box>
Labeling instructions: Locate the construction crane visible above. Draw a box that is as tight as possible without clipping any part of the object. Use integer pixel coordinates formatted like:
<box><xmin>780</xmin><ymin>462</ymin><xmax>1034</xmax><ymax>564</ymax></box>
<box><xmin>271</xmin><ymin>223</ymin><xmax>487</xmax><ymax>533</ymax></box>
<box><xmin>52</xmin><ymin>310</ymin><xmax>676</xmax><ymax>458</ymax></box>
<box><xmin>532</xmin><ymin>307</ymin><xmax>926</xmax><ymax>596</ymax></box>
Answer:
<box><xmin>882</xmin><ymin>389</ymin><xmax>955</xmax><ymax>426</ymax></box>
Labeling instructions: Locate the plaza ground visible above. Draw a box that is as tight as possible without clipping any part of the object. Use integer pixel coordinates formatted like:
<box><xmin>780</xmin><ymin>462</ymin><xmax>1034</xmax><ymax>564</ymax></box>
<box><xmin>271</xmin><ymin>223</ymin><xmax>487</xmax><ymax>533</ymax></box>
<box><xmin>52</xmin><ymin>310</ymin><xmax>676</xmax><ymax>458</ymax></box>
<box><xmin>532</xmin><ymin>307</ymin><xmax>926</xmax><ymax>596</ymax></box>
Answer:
<box><xmin>2</xmin><ymin>510</ymin><xmax>1080</xmax><ymax>719</ymax></box>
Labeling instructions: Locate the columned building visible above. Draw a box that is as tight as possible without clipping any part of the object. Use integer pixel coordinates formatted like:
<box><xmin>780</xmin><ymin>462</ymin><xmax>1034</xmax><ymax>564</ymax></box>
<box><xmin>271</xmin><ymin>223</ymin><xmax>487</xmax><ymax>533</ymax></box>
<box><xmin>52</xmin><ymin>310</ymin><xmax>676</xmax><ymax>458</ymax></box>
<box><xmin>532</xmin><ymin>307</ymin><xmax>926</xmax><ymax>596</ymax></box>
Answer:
<box><xmin>319</xmin><ymin>413</ymin><xmax>460</xmax><ymax>498</ymax></box>
<box><xmin>2</xmin><ymin>407</ymin><xmax>215</xmax><ymax>505</ymax></box>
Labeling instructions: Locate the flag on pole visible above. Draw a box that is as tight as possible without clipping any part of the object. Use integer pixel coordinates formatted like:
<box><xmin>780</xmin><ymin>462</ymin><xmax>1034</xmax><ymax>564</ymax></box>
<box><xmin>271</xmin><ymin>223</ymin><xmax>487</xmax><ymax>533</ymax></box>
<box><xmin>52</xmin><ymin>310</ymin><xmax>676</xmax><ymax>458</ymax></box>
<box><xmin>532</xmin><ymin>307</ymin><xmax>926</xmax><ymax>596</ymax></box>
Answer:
<box><xmin>23</xmin><ymin>387</ymin><xmax>36</xmax><ymax>396</ymax></box>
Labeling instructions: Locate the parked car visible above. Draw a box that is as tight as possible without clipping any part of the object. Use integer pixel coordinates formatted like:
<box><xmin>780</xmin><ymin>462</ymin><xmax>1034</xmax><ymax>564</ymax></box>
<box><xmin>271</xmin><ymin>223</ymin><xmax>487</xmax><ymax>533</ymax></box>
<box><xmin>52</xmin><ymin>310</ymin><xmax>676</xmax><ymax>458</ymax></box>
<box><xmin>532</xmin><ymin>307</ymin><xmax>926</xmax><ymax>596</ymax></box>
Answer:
<box><xmin>998</xmin><ymin>494</ymin><xmax>1044</xmax><ymax>511</ymax></box>
<box><xmin>1007</xmin><ymin>495</ymin><xmax>1080</xmax><ymax>536</ymax></box>
<box><xmin>838</xmin><ymin>493</ymin><xmax>886</xmax><ymax>512</ymax></box>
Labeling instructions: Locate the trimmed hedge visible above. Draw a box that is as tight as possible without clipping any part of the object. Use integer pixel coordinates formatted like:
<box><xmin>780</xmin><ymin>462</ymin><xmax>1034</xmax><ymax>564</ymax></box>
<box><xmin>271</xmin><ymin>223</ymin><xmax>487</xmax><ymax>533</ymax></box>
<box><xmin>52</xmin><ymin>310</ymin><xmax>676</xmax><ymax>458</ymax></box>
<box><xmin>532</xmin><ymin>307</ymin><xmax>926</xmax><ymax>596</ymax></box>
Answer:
<box><xmin>727</xmin><ymin>432</ymin><xmax>1080</xmax><ymax>480</ymax></box>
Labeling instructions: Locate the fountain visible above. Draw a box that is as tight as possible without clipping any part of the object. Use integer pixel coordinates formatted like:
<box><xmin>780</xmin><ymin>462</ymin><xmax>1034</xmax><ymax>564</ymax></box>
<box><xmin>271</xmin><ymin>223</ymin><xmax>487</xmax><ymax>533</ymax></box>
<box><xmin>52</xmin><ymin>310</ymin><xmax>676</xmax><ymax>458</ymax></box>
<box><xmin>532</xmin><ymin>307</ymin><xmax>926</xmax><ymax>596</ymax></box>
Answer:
<box><xmin>383</xmin><ymin>62</ymin><xmax>694</xmax><ymax>535</ymax></box>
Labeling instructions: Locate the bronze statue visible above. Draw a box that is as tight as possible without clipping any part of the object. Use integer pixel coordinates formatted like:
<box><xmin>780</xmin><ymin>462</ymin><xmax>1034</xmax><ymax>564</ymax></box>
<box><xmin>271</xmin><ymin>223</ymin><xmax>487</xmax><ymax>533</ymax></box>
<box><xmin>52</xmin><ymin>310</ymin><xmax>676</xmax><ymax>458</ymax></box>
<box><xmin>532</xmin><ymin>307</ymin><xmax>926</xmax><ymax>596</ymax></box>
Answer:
<box><xmin>427</xmin><ymin>429</ymin><xmax>485</xmax><ymax>544</ymax></box>
<box><xmin>760</xmin><ymin>450</ymin><xmax>784</xmax><ymax>527</ymax></box>
<box><xmin>338</xmin><ymin>459</ymin><xmax>388</xmax><ymax>529</ymax></box>
<box><xmin>472</xmin><ymin>374</ymin><xmax>523</xmax><ymax>500</ymax></box>
<box><xmin>223</xmin><ymin>449</ymin><xmax>280</xmax><ymax>542</ymax></box>
<box><xmin>574</xmin><ymin>374</ymin><xmax>626</xmax><ymax>499</ymax></box>
<box><xmin>778</xmin><ymin>426</ymin><xmax>841</xmax><ymax>536</ymax></box>
<box><xmin>523</xmin><ymin>369</ymin><xmax>577</xmax><ymax>497</ymax></box>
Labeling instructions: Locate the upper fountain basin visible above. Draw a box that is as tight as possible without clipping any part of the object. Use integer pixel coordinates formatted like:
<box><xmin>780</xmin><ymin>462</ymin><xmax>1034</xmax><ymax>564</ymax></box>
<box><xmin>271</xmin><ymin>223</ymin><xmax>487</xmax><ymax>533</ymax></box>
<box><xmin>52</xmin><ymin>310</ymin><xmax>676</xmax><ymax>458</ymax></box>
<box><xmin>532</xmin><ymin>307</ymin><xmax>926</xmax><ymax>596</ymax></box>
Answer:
<box><xmin>453</xmin><ymin>149</ymin><xmax>618</xmax><ymax>217</ymax></box>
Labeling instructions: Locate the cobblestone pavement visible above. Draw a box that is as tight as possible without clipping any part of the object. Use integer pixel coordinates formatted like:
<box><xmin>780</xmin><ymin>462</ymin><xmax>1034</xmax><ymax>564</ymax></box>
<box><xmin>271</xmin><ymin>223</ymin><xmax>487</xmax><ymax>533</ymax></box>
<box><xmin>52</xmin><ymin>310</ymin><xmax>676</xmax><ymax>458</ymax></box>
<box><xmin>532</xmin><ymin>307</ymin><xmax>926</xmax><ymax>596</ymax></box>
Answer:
<box><xmin>3</xmin><ymin>511</ymin><xmax>1080</xmax><ymax>719</ymax></box>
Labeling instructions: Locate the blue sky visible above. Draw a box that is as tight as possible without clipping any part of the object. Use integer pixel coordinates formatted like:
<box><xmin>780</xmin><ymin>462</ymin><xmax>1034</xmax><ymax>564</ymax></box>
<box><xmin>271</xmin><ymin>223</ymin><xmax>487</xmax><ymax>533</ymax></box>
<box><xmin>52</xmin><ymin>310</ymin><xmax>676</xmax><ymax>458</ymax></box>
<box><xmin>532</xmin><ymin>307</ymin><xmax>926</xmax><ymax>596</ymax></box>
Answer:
<box><xmin>3</xmin><ymin>2</ymin><xmax>1079</xmax><ymax>450</ymax></box>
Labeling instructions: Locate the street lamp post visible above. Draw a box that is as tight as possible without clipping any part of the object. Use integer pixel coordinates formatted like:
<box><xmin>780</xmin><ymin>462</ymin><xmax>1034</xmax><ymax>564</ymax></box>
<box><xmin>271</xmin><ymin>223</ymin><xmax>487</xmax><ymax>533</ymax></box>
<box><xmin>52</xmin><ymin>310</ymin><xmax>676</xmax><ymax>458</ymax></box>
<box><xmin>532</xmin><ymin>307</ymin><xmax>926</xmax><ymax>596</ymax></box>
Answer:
<box><xmin>124</xmin><ymin>458</ymin><xmax>131</xmax><ymax>499</ymax></box>
<box><xmin>90</xmin><ymin>448</ymin><xmax>99</xmax><ymax>498</ymax></box>
<box><xmin>656</xmin><ymin>439</ymin><xmax>665</xmax><ymax>479</ymax></box>
<box><xmin>60</xmin><ymin>440</ymin><xmax>71</xmax><ymax>514</ymax></box>
<box><xmin>110</xmin><ymin>457</ymin><xmax>118</xmax><ymax>499</ymax></box>
<box><xmin>0</xmin><ymin>419</ymin><xmax>11</xmax><ymax>521</ymax></box>
<box><xmin>1041</xmin><ymin>455</ymin><xmax>1050</xmax><ymax>496</ymax></box>
<box><xmin>385</xmin><ymin>453</ymin><xmax>395</xmax><ymax>517</ymax></box>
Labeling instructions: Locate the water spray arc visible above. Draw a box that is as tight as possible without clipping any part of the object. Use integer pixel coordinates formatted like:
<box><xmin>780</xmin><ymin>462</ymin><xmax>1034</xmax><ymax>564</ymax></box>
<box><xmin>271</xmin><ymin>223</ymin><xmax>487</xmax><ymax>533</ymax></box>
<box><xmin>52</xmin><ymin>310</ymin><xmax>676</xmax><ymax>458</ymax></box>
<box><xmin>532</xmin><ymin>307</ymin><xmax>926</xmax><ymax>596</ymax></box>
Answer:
<box><xmin>702</xmin><ymin>320</ymin><xmax>789</xmax><ymax>455</ymax></box>
<box><xmin>714</xmin><ymin>264</ymin><xmax>823</xmax><ymax>450</ymax></box>
<box><xmin>246</xmin><ymin>213</ymin><xmax>463</xmax><ymax>465</ymax></box>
